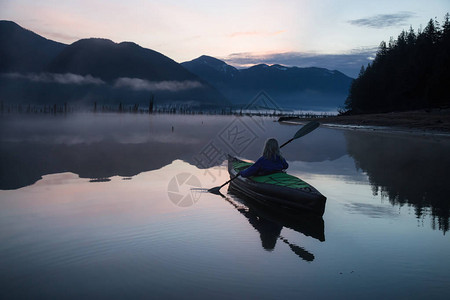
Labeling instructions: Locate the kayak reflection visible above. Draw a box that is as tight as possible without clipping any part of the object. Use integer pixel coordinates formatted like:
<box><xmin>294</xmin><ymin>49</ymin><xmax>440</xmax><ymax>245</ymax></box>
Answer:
<box><xmin>225</xmin><ymin>187</ymin><xmax>325</xmax><ymax>262</ymax></box>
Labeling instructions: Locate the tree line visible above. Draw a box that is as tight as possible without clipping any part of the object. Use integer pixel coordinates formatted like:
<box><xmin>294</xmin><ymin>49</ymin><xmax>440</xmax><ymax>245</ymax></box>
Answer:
<box><xmin>345</xmin><ymin>13</ymin><xmax>450</xmax><ymax>114</ymax></box>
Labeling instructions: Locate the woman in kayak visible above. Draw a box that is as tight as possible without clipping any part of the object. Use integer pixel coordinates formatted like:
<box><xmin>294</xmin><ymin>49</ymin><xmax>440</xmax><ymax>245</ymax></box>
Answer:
<box><xmin>239</xmin><ymin>138</ymin><xmax>288</xmax><ymax>178</ymax></box>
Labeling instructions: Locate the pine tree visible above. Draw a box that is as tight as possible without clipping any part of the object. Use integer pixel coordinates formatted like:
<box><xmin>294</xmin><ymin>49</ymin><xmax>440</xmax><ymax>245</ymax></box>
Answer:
<box><xmin>344</xmin><ymin>13</ymin><xmax>450</xmax><ymax>114</ymax></box>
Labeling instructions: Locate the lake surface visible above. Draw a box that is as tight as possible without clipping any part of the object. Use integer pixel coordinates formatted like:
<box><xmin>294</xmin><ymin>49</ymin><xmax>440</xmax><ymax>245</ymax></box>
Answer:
<box><xmin>1</xmin><ymin>113</ymin><xmax>449</xmax><ymax>299</ymax></box>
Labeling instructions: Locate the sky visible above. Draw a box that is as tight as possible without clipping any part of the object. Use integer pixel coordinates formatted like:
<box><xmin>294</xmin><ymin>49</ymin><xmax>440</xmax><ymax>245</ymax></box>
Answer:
<box><xmin>1</xmin><ymin>0</ymin><xmax>449</xmax><ymax>77</ymax></box>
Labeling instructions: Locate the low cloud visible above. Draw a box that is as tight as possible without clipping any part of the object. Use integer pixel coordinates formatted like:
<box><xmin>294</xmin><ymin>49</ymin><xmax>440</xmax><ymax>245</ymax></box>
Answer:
<box><xmin>224</xmin><ymin>48</ymin><xmax>377</xmax><ymax>78</ymax></box>
<box><xmin>348</xmin><ymin>12</ymin><xmax>415</xmax><ymax>28</ymax></box>
<box><xmin>114</xmin><ymin>78</ymin><xmax>203</xmax><ymax>91</ymax></box>
<box><xmin>3</xmin><ymin>72</ymin><xmax>105</xmax><ymax>85</ymax></box>
<box><xmin>2</xmin><ymin>73</ymin><xmax>204</xmax><ymax>91</ymax></box>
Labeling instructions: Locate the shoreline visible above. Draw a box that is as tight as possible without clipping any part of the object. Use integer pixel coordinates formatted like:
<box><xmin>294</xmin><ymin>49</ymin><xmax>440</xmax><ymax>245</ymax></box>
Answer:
<box><xmin>279</xmin><ymin>109</ymin><xmax>450</xmax><ymax>136</ymax></box>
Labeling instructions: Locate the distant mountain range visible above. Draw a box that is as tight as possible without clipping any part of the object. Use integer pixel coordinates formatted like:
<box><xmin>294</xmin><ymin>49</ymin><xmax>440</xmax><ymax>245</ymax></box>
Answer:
<box><xmin>48</xmin><ymin>38</ymin><xmax>196</xmax><ymax>82</ymax></box>
<box><xmin>0</xmin><ymin>20</ymin><xmax>353</xmax><ymax>110</ymax></box>
<box><xmin>182</xmin><ymin>55</ymin><xmax>353</xmax><ymax>110</ymax></box>
<box><xmin>0</xmin><ymin>21</ymin><xmax>225</xmax><ymax>107</ymax></box>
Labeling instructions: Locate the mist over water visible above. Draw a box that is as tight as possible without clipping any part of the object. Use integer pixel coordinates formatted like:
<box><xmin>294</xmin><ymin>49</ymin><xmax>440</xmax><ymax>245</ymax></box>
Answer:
<box><xmin>0</xmin><ymin>113</ymin><xmax>449</xmax><ymax>299</ymax></box>
<box><xmin>0</xmin><ymin>113</ymin><xmax>346</xmax><ymax>189</ymax></box>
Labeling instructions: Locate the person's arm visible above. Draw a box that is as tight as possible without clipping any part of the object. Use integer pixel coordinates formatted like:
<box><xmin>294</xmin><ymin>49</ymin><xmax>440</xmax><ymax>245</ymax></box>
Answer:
<box><xmin>282</xmin><ymin>158</ymin><xmax>289</xmax><ymax>170</ymax></box>
<box><xmin>239</xmin><ymin>158</ymin><xmax>262</xmax><ymax>177</ymax></box>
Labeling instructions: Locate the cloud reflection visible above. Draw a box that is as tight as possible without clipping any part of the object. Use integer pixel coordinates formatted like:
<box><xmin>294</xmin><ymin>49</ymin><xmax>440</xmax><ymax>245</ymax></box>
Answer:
<box><xmin>344</xmin><ymin>202</ymin><xmax>399</xmax><ymax>218</ymax></box>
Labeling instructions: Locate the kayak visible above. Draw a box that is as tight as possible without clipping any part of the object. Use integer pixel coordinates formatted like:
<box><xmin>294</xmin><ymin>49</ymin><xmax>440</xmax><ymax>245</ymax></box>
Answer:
<box><xmin>226</xmin><ymin>189</ymin><xmax>325</xmax><ymax>241</ymax></box>
<box><xmin>227</xmin><ymin>155</ymin><xmax>327</xmax><ymax>216</ymax></box>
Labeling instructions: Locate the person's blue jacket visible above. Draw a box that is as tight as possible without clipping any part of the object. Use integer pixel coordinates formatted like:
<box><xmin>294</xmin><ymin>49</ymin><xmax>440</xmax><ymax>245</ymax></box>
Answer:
<box><xmin>239</xmin><ymin>156</ymin><xmax>288</xmax><ymax>178</ymax></box>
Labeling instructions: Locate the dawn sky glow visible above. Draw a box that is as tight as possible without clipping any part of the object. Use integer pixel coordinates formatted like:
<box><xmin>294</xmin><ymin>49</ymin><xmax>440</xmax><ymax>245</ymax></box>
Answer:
<box><xmin>1</xmin><ymin>0</ymin><xmax>448</xmax><ymax>77</ymax></box>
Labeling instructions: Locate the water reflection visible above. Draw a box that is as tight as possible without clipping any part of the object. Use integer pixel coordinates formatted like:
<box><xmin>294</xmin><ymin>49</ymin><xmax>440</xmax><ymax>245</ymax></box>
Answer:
<box><xmin>224</xmin><ymin>187</ymin><xmax>325</xmax><ymax>262</ymax></box>
<box><xmin>1</xmin><ymin>113</ymin><xmax>449</xmax><ymax>234</ymax></box>
<box><xmin>344</xmin><ymin>130</ymin><xmax>450</xmax><ymax>233</ymax></box>
<box><xmin>0</xmin><ymin>114</ymin><xmax>346</xmax><ymax>189</ymax></box>
<box><xmin>0</xmin><ymin>114</ymin><xmax>218</xmax><ymax>189</ymax></box>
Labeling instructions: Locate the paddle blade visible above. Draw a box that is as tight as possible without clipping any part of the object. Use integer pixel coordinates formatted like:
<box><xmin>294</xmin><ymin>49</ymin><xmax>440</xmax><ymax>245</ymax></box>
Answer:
<box><xmin>208</xmin><ymin>186</ymin><xmax>222</xmax><ymax>195</ymax></box>
<box><xmin>293</xmin><ymin>121</ymin><xmax>320</xmax><ymax>139</ymax></box>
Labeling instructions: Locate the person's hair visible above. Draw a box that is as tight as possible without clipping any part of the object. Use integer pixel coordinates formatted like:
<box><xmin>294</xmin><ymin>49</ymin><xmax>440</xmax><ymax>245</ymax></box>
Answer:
<box><xmin>262</xmin><ymin>138</ymin><xmax>282</xmax><ymax>160</ymax></box>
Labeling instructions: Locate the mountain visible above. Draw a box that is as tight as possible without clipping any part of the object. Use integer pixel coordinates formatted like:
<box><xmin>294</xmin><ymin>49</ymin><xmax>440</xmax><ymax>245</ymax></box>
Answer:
<box><xmin>182</xmin><ymin>55</ymin><xmax>353</xmax><ymax>110</ymax></box>
<box><xmin>0</xmin><ymin>21</ymin><xmax>226</xmax><ymax>107</ymax></box>
<box><xmin>0</xmin><ymin>20</ymin><xmax>66</xmax><ymax>72</ymax></box>
<box><xmin>181</xmin><ymin>55</ymin><xmax>239</xmax><ymax>83</ymax></box>
<box><xmin>0</xmin><ymin>20</ymin><xmax>351</xmax><ymax>109</ymax></box>
<box><xmin>47</xmin><ymin>38</ymin><xmax>197</xmax><ymax>82</ymax></box>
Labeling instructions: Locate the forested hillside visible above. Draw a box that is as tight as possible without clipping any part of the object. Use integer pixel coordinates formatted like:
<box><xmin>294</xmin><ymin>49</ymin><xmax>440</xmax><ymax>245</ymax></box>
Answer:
<box><xmin>345</xmin><ymin>13</ymin><xmax>450</xmax><ymax>113</ymax></box>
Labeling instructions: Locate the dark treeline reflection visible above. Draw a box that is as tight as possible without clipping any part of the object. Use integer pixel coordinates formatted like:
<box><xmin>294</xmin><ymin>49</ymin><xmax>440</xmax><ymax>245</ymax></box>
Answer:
<box><xmin>0</xmin><ymin>114</ymin><xmax>346</xmax><ymax>189</ymax></box>
<box><xmin>2</xmin><ymin>113</ymin><xmax>449</xmax><ymax>233</ymax></box>
<box><xmin>345</xmin><ymin>131</ymin><xmax>450</xmax><ymax>233</ymax></box>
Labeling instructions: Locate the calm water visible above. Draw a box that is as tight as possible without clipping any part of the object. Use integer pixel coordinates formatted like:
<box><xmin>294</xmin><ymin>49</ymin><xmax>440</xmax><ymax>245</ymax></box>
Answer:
<box><xmin>0</xmin><ymin>113</ymin><xmax>449</xmax><ymax>299</ymax></box>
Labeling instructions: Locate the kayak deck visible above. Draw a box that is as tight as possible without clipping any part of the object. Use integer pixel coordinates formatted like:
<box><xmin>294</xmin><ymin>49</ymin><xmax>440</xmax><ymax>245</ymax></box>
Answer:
<box><xmin>232</xmin><ymin>160</ymin><xmax>312</xmax><ymax>190</ymax></box>
<box><xmin>228</xmin><ymin>155</ymin><xmax>327</xmax><ymax>216</ymax></box>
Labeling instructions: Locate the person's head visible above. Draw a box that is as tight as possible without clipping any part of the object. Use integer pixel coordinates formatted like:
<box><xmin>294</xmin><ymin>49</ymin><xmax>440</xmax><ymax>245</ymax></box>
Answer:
<box><xmin>262</xmin><ymin>138</ymin><xmax>281</xmax><ymax>160</ymax></box>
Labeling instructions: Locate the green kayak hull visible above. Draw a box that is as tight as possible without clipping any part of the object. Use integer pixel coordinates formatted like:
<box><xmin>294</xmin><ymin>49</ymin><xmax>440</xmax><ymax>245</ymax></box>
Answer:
<box><xmin>228</xmin><ymin>155</ymin><xmax>327</xmax><ymax>216</ymax></box>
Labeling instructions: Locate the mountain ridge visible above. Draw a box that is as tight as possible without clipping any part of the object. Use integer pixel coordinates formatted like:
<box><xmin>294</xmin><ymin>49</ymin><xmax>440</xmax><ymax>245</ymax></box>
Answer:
<box><xmin>182</xmin><ymin>55</ymin><xmax>353</xmax><ymax>109</ymax></box>
<box><xmin>0</xmin><ymin>21</ymin><xmax>227</xmax><ymax>106</ymax></box>
<box><xmin>1</xmin><ymin>20</ymin><xmax>352</xmax><ymax>109</ymax></box>
<box><xmin>0</xmin><ymin>20</ymin><xmax>66</xmax><ymax>72</ymax></box>
<box><xmin>47</xmin><ymin>38</ymin><xmax>198</xmax><ymax>82</ymax></box>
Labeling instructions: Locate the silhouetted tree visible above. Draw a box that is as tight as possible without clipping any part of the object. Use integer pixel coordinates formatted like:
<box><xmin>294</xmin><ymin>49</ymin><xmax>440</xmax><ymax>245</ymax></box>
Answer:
<box><xmin>345</xmin><ymin>13</ymin><xmax>450</xmax><ymax>113</ymax></box>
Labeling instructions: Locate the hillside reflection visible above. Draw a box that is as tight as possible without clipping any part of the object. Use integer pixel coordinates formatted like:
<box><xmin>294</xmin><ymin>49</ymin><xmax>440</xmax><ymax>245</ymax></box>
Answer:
<box><xmin>345</xmin><ymin>131</ymin><xmax>450</xmax><ymax>233</ymax></box>
<box><xmin>0</xmin><ymin>114</ymin><xmax>346</xmax><ymax>189</ymax></box>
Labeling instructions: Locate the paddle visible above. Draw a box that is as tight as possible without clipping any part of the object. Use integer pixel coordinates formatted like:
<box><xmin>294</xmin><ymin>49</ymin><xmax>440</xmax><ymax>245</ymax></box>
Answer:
<box><xmin>208</xmin><ymin>121</ymin><xmax>320</xmax><ymax>195</ymax></box>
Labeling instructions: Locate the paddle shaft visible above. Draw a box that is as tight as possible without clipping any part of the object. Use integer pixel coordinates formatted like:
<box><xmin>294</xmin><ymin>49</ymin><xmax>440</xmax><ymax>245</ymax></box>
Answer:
<box><xmin>279</xmin><ymin>138</ymin><xmax>293</xmax><ymax>149</ymax></box>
